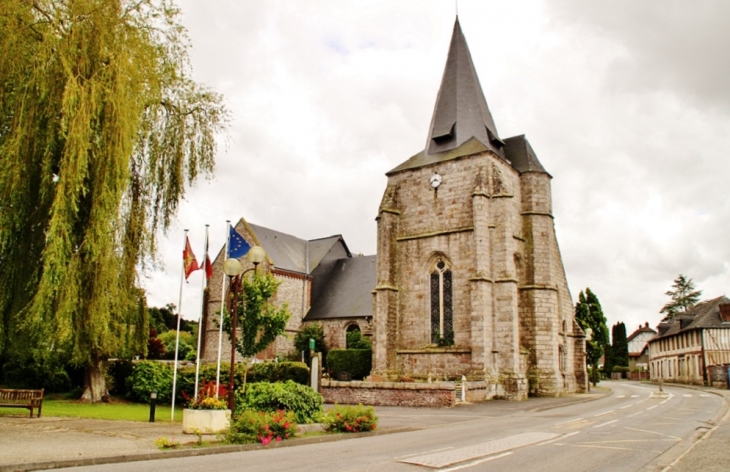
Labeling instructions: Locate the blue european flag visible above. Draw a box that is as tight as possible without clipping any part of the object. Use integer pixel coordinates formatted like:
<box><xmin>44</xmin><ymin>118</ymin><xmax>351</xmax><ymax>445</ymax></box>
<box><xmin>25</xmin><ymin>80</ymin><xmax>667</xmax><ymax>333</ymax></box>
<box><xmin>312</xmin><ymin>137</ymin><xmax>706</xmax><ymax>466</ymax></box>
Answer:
<box><xmin>227</xmin><ymin>225</ymin><xmax>251</xmax><ymax>259</ymax></box>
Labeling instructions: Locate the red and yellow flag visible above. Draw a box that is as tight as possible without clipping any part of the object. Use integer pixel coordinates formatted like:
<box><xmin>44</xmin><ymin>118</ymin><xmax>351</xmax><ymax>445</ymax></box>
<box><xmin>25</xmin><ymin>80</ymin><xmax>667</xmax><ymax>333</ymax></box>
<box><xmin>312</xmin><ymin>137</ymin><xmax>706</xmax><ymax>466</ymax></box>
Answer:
<box><xmin>183</xmin><ymin>237</ymin><xmax>199</xmax><ymax>280</ymax></box>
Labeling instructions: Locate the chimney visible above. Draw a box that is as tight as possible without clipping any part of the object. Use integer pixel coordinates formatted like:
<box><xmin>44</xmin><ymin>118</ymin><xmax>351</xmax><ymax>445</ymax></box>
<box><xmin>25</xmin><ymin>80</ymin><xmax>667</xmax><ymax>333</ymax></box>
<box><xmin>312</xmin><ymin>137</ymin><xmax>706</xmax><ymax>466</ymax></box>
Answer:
<box><xmin>645</xmin><ymin>322</ymin><xmax>649</xmax><ymax>328</ymax></box>
<box><xmin>719</xmin><ymin>304</ymin><xmax>730</xmax><ymax>322</ymax></box>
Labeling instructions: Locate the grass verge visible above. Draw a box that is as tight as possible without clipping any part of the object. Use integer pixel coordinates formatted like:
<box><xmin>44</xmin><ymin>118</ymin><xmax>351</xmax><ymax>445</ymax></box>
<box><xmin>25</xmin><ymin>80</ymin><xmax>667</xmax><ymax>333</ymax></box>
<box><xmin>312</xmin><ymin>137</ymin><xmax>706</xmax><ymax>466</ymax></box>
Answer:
<box><xmin>0</xmin><ymin>397</ymin><xmax>183</xmax><ymax>422</ymax></box>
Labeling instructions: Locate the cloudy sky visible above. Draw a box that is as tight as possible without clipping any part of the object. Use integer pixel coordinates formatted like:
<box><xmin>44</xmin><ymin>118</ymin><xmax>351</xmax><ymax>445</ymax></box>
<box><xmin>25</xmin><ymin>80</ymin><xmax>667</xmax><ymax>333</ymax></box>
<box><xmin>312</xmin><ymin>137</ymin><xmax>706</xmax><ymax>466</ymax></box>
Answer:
<box><xmin>142</xmin><ymin>0</ymin><xmax>730</xmax><ymax>337</ymax></box>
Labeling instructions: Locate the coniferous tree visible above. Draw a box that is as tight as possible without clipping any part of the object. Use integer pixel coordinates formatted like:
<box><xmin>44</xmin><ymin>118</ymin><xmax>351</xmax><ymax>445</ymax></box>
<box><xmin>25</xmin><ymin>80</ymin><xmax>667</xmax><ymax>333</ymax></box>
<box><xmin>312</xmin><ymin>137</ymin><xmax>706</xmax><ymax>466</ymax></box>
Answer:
<box><xmin>0</xmin><ymin>0</ymin><xmax>227</xmax><ymax>402</ymax></box>
<box><xmin>660</xmin><ymin>274</ymin><xmax>702</xmax><ymax>321</ymax></box>
<box><xmin>611</xmin><ymin>322</ymin><xmax>629</xmax><ymax>368</ymax></box>
<box><xmin>575</xmin><ymin>288</ymin><xmax>609</xmax><ymax>384</ymax></box>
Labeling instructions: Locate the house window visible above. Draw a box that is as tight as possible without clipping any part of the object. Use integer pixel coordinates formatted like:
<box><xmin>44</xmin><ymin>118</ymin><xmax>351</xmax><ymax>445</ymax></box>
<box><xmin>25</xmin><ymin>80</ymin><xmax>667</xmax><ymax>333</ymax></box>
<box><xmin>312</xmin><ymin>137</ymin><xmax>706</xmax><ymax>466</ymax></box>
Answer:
<box><xmin>558</xmin><ymin>345</ymin><xmax>565</xmax><ymax>372</ymax></box>
<box><xmin>430</xmin><ymin>259</ymin><xmax>453</xmax><ymax>344</ymax></box>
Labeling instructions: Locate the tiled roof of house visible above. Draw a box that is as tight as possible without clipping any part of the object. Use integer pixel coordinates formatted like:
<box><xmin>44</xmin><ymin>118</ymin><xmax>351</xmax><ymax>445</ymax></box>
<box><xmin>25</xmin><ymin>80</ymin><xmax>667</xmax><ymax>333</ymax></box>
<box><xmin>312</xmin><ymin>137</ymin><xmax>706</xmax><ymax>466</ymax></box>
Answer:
<box><xmin>652</xmin><ymin>295</ymin><xmax>730</xmax><ymax>340</ymax></box>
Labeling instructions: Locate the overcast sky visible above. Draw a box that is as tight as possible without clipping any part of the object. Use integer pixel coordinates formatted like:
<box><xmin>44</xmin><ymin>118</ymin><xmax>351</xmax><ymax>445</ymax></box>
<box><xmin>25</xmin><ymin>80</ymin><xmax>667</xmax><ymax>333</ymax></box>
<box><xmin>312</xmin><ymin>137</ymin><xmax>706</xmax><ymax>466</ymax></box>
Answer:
<box><xmin>142</xmin><ymin>0</ymin><xmax>730</xmax><ymax>338</ymax></box>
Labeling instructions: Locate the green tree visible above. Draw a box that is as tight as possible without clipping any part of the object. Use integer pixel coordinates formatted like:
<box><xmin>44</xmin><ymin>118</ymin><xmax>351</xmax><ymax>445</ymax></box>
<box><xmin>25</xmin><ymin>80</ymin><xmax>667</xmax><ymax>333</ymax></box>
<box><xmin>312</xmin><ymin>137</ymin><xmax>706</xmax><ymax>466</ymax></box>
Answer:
<box><xmin>0</xmin><ymin>0</ymin><xmax>226</xmax><ymax>402</ymax></box>
<box><xmin>158</xmin><ymin>330</ymin><xmax>196</xmax><ymax>361</ymax></box>
<box><xmin>575</xmin><ymin>288</ymin><xmax>609</xmax><ymax>385</ymax></box>
<box><xmin>294</xmin><ymin>323</ymin><xmax>328</xmax><ymax>359</ymax></box>
<box><xmin>660</xmin><ymin>274</ymin><xmax>702</xmax><ymax>321</ymax></box>
<box><xmin>223</xmin><ymin>272</ymin><xmax>291</xmax><ymax>392</ymax></box>
<box><xmin>611</xmin><ymin>322</ymin><xmax>629</xmax><ymax>369</ymax></box>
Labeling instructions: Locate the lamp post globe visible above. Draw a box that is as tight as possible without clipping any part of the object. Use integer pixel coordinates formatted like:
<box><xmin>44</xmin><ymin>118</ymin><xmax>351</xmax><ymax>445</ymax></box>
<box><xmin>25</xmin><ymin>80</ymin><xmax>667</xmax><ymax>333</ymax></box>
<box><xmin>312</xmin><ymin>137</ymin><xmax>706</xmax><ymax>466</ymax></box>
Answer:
<box><xmin>223</xmin><ymin>258</ymin><xmax>243</xmax><ymax>277</ymax></box>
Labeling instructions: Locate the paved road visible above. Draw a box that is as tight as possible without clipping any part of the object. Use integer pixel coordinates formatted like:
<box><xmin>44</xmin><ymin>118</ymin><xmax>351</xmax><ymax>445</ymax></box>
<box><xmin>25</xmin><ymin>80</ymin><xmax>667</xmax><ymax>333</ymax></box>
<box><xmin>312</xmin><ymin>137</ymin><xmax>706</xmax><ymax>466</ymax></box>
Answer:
<box><xmin>46</xmin><ymin>381</ymin><xmax>726</xmax><ymax>472</ymax></box>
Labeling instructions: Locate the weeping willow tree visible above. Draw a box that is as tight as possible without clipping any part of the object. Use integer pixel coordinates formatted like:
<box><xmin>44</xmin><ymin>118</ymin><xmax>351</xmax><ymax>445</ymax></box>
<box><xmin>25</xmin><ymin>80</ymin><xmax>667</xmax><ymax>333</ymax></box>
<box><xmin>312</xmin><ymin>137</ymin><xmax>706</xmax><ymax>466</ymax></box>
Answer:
<box><xmin>0</xmin><ymin>0</ymin><xmax>227</xmax><ymax>401</ymax></box>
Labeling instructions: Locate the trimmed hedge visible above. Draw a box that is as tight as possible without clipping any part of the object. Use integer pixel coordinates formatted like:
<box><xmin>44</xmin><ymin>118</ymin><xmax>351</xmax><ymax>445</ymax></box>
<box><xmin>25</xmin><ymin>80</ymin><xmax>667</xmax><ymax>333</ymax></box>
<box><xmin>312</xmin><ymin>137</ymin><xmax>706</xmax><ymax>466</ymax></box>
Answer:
<box><xmin>326</xmin><ymin>349</ymin><xmax>372</xmax><ymax>380</ymax></box>
<box><xmin>125</xmin><ymin>360</ymin><xmax>309</xmax><ymax>404</ymax></box>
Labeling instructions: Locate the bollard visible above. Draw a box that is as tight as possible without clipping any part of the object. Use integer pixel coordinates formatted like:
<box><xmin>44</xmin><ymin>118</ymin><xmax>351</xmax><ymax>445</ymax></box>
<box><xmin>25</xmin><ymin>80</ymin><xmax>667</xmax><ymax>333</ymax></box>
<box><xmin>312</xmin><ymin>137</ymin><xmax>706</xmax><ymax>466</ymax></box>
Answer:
<box><xmin>149</xmin><ymin>391</ymin><xmax>157</xmax><ymax>422</ymax></box>
<box><xmin>658</xmin><ymin>378</ymin><xmax>663</xmax><ymax>393</ymax></box>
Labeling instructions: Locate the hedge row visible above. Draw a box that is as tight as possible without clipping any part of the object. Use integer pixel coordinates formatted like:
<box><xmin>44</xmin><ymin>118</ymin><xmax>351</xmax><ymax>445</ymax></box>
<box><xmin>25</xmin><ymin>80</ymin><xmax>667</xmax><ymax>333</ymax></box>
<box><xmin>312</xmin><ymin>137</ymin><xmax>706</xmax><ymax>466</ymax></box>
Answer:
<box><xmin>123</xmin><ymin>360</ymin><xmax>309</xmax><ymax>404</ymax></box>
<box><xmin>326</xmin><ymin>349</ymin><xmax>372</xmax><ymax>380</ymax></box>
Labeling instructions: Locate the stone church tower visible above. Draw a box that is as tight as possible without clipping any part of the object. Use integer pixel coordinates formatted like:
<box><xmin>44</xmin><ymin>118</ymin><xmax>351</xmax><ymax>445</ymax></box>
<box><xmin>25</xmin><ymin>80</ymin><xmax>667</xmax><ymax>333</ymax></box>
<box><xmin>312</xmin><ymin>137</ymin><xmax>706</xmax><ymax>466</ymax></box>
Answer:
<box><xmin>372</xmin><ymin>19</ymin><xmax>587</xmax><ymax>398</ymax></box>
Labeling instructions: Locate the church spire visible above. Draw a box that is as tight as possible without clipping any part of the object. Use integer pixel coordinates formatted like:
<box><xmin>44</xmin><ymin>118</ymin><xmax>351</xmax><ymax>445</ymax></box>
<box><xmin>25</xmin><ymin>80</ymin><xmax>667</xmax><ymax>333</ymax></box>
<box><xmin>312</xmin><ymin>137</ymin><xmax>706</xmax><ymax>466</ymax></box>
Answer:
<box><xmin>426</xmin><ymin>18</ymin><xmax>504</xmax><ymax>157</ymax></box>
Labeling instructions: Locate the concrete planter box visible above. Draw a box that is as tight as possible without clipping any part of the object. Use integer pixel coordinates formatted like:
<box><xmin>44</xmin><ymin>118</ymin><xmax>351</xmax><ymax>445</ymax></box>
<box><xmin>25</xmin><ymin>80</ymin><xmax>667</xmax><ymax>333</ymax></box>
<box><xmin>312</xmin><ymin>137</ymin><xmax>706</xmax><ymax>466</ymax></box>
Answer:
<box><xmin>182</xmin><ymin>409</ymin><xmax>231</xmax><ymax>434</ymax></box>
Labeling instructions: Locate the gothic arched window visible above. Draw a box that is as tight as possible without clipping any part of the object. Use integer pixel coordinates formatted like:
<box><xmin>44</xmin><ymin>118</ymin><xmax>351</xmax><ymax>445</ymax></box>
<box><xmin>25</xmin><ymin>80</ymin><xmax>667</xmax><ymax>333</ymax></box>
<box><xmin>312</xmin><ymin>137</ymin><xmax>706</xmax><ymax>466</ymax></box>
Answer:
<box><xmin>430</xmin><ymin>259</ymin><xmax>453</xmax><ymax>345</ymax></box>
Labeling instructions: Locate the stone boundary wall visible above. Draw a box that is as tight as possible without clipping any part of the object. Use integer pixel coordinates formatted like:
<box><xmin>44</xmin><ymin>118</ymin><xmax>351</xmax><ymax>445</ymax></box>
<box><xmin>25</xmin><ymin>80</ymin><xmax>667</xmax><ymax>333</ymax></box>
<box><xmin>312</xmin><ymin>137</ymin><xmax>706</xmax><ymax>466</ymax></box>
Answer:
<box><xmin>321</xmin><ymin>380</ymin><xmax>455</xmax><ymax>407</ymax></box>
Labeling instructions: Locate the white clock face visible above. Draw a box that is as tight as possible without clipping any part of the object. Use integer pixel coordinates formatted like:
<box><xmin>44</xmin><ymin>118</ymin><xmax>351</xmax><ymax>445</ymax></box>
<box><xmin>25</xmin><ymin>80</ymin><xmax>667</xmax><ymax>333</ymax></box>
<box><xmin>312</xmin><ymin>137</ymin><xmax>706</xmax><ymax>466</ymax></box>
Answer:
<box><xmin>430</xmin><ymin>173</ymin><xmax>442</xmax><ymax>188</ymax></box>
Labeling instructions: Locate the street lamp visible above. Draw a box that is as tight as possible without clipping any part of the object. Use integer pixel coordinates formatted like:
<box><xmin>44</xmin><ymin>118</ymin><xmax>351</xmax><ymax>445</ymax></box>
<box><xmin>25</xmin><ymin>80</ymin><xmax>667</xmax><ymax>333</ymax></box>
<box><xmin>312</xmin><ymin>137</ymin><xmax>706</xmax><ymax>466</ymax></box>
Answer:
<box><xmin>222</xmin><ymin>245</ymin><xmax>267</xmax><ymax>413</ymax></box>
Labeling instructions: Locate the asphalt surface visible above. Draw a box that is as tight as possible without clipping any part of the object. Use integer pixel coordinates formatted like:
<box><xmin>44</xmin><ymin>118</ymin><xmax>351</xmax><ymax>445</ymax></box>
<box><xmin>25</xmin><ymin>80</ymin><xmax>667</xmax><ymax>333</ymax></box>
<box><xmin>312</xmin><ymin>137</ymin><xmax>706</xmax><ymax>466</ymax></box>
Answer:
<box><xmin>0</xmin><ymin>383</ymin><xmax>726</xmax><ymax>472</ymax></box>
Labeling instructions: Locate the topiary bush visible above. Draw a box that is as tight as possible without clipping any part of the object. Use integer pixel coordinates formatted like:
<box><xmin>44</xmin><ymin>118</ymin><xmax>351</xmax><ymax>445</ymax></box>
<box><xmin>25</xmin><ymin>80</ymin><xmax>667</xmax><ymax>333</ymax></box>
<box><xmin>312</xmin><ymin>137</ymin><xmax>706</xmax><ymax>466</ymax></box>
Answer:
<box><xmin>235</xmin><ymin>381</ymin><xmax>323</xmax><ymax>424</ymax></box>
<box><xmin>326</xmin><ymin>349</ymin><xmax>372</xmax><ymax>380</ymax></box>
<box><xmin>323</xmin><ymin>404</ymin><xmax>378</xmax><ymax>433</ymax></box>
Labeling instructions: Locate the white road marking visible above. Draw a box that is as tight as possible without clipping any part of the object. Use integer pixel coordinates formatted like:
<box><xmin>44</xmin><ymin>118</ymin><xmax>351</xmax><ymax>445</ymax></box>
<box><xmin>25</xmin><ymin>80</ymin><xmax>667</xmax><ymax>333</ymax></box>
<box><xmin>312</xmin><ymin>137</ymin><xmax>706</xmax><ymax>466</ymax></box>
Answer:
<box><xmin>620</xmin><ymin>404</ymin><xmax>633</xmax><ymax>409</ymax></box>
<box><xmin>555</xmin><ymin>418</ymin><xmax>584</xmax><ymax>425</ymax></box>
<box><xmin>631</xmin><ymin>395</ymin><xmax>640</xmax><ymax>398</ymax></box>
<box><xmin>398</xmin><ymin>432</ymin><xmax>560</xmax><ymax>469</ymax></box>
<box><xmin>440</xmin><ymin>452</ymin><xmax>513</xmax><ymax>471</ymax></box>
<box><xmin>647</xmin><ymin>405</ymin><xmax>658</xmax><ymax>411</ymax></box>
<box><xmin>683</xmin><ymin>394</ymin><xmax>692</xmax><ymax>397</ymax></box>
<box><xmin>396</xmin><ymin>447</ymin><xmax>454</xmax><ymax>459</ymax></box>
<box><xmin>541</xmin><ymin>431</ymin><xmax>580</xmax><ymax>444</ymax></box>
<box><xmin>616</xmin><ymin>395</ymin><xmax>626</xmax><ymax>398</ymax></box>
<box><xmin>594</xmin><ymin>420</ymin><xmax>618</xmax><ymax>428</ymax></box>
<box><xmin>594</xmin><ymin>410</ymin><xmax>615</xmax><ymax>417</ymax></box>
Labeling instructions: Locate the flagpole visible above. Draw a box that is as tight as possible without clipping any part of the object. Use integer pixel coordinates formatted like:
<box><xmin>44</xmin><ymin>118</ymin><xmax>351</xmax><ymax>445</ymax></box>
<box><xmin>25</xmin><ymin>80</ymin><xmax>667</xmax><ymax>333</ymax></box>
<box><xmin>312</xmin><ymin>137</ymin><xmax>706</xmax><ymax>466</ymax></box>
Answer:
<box><xmin>214</xmin><ymin>220</ymin><xmax>231</xmax><ymax>398</ymax></box>
<box><xmin>194</xmin><ymin>225</ymin><xmax>209</xmax><ymax>400</ymax></box>
<box><xmin>171</xmin><ymin>229</ymin><xmax>188</xmax><ymax>421</ymax></box>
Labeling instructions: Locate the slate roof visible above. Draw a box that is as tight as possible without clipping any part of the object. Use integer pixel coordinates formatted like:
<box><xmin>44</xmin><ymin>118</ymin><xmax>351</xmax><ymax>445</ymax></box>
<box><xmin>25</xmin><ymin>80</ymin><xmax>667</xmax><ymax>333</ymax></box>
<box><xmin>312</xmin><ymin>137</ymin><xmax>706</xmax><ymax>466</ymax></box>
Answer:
<box><xmin>387</xmin><ymin>18</ymin><xmax>549</xmax><ymax>177</ymax></box>
<box><xmin>504</xmin><ymin>135</ymin><xmax>549</xmax><ymax>175</ymax></box>
<box><xmin>652</xmin><ymin>295</ymin><xmax>730</xmax><ymax>340</ymax></box>
<box><xmin>247</xmin><ymin>222</ymin><xmax>308</xmax><ymax>274</ymax></box>
<box><xmin>304</xmin><ymin>255</ymin><xmax>376</xmax><ymax>321</ymax></box>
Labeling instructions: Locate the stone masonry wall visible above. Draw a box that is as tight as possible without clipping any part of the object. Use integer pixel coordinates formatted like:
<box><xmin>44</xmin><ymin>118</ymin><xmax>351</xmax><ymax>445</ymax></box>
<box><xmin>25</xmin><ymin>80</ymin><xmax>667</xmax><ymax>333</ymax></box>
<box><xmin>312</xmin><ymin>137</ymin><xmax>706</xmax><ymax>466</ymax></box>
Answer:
<box><xmin>321</xmin><ymin>380</ymin><xmax>455</xmax><ymax>407</ymax></box>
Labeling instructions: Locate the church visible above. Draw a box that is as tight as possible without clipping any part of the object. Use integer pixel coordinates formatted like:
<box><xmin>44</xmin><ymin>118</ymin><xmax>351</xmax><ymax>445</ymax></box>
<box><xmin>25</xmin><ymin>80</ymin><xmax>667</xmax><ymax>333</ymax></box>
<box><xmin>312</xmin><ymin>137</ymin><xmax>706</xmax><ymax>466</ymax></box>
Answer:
<box><xmin>201</xmin><ymin>18</ymin><xmax>587</xmax><ymax>399</ymax></box>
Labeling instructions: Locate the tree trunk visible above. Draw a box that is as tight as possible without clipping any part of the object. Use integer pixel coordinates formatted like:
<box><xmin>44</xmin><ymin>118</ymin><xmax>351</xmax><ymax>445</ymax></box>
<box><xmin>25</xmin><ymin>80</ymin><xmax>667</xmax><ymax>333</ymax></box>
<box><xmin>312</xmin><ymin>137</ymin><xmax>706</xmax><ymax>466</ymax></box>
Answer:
<box><xmin>80</xmin><ymin>356</ymin><xmax>109</xmax><ymax>403</ymax></box>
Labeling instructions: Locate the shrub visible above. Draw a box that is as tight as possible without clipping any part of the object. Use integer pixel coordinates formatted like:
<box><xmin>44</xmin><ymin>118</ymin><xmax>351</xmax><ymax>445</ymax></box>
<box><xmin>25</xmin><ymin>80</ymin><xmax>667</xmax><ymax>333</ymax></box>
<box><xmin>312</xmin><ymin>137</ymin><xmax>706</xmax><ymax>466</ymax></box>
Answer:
<box><xmin>227</xmin><ymin>410</ymin><xmax>298</xmax><ymax>445</ymax></box>
<box><xmin>107</xmin><ymin>359</ymin><xmax>135</xmax><ymax>396</ymax></box>
<box><xmin>1</xmin><ymin>358</ymin><xmax>72</xmax><ymax>393</ymax></box>
<box><xmin>346</xmin><ymin>330</ymin><xmax>372</xmax><ymax>349</ymax></box>
<box><xmin>235</xmin><ymin>381</ymin><xmax>323</xmax><ymax>424</ymax></box>
<box><xmin>323</xmin><ymin>404</ymin><xmax>378</xmax><ymax>433</ymax></box>
<box><xmin>248</xmin><ymin>361</ymin><xmax>308</xmax><ymax>385</ymax></box>
<box><xmin>126</xmin><ymin>361</ymin><xmax>173</xmax><ymax>403</ymax></box>
<box><xmin>326</xmin><ymin>349</ymin><xmax>372</xmax><ymax>380</ymax></box>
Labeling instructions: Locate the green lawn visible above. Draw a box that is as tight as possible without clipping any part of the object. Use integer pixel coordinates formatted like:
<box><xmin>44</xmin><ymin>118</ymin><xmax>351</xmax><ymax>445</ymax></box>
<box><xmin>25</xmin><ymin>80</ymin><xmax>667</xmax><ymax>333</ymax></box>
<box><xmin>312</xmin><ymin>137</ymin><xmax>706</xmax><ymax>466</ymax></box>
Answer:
<box><xmin>0</xmin><ymin>398</ymin><xmax>183</xmax><ymax>422</ymax></box>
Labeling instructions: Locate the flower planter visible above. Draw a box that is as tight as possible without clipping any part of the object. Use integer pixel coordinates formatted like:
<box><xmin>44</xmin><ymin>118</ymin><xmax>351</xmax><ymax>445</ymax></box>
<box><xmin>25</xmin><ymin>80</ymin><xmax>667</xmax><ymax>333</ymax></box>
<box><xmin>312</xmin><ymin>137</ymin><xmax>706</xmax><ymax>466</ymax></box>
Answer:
<box><xmin>182</xmin><ymin>408</ymin><xmax>231</xmax><ymax>434</ymax></box>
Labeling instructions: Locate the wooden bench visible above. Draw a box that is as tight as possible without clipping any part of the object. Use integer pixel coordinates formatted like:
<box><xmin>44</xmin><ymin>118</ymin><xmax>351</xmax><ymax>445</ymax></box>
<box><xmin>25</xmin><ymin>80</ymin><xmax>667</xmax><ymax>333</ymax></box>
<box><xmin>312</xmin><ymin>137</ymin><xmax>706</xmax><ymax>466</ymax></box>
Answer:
<box><xmin>0</xmin><ymin>388</ymin><xmax>44</xmax><ymax>418</ymax></box>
